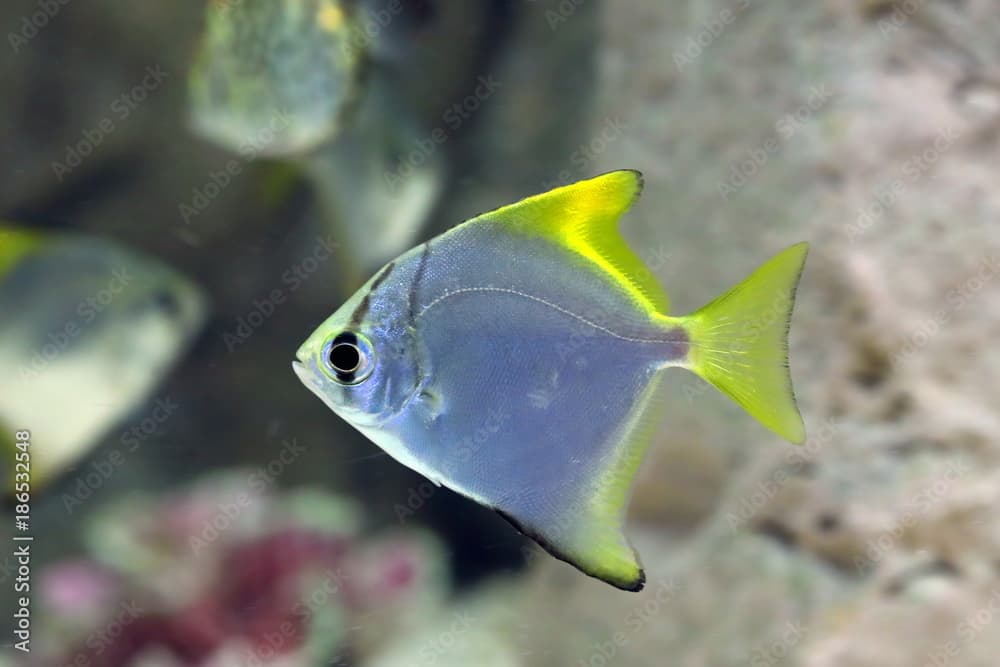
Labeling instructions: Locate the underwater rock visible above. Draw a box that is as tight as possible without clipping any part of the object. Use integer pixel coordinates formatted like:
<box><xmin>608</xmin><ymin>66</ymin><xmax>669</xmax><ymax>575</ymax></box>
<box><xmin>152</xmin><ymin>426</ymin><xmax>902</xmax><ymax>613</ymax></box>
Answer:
<box><xmin>514</xmin><ymin>525</ymin><xmax>845</xmax><ymax>667</ymax></box>
<box><xmin>716</xmin><ymin>420</ymin><xmax>983</xmax><ymax>573</ymax></box>
<box><xmin>595</xmin><ymin>0</ymin><xmax>1000</xmax><ymax>523</ymax></box>
<box><xmin>508</xmin><ymin>3</ymin><xmax>1000</xmax><ymax>664</ymax></box>
<box><xmin>364</xmin><ymin>577</ymin><xmax>526</xmax><ymax>667</ymax></box>
<box><xmin>802</xmin><ymin>554</ymin><xmax>1000</xmax><ymax>667</ymax></box>
<box><xmin>587</xmin><ymin>0</ymin><xmax>837</xmax><ymax>528</ymax></box>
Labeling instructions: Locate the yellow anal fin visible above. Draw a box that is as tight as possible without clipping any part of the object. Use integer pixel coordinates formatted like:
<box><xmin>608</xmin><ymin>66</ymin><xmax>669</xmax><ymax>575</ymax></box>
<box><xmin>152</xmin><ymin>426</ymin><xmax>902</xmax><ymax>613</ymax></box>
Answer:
<box><xmin>495</xmin><ymin>374</ymin><xmax>671</xmax><ymax>592</ymax></box>
<box><xmin>477</xmin><ymin>170</ymin><xmax>670</xmax><ymax>315</ymax></box>
<box><xmin>497</xmin><ymin>506</ymin><xmax>645</xmax><ymax>592</ymax></box>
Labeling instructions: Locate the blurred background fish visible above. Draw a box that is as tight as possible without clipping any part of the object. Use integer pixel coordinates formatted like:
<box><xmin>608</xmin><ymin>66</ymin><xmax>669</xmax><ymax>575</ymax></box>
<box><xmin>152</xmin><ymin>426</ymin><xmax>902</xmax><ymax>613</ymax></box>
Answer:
<box><xmin>0</xmin><ymin>226</ymin><xmax>205</xmax><ymax>495</ymax></box>
<box><xmin>189</xmin><ymin>0</ymin><xmax>364</xmax><ymax>156</ymax></box>
<box><xmin>188</xmin><ymin>0</ymin><xmax>515</xmax><ymax>285</ymax></box>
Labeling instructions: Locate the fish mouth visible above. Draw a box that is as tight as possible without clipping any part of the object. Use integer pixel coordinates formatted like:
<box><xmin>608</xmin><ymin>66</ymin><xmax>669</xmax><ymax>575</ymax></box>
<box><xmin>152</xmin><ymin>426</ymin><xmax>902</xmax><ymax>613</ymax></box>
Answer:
<box><xmin>292</xmin><ymin>359</ymin><xmax>329</xmax><ymax>407</ymax></box>
<box><xmin>292</xmin><ymin>341</ymin><xmax>311</xmax><ymax>374</ymax></box>
<box><xmin>291</xmin><ymin>359</ymin><xmax>309</xmax><ymax>384</ymax></box>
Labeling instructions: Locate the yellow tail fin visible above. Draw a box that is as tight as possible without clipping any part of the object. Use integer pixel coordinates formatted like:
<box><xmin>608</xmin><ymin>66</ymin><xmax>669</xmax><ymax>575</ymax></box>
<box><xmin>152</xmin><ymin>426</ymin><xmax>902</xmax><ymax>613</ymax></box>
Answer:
<box><xmin>682</xmin><ymin>243</ymin><xmax>808</xmax><ymax>443</ymax></box>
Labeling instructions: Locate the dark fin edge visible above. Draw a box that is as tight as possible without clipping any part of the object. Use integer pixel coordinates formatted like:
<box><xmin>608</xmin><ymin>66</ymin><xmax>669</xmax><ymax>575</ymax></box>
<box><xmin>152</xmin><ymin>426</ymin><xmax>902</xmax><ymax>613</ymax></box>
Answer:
<box><xmin>494</xmin><ymin>507</ymin><xmax>646</xmax><ymax>592</ymax></box>
<box><xmin>623</xmin><ymin>168</ymin><xmax>645</xmax><ymax>208</ymax></box>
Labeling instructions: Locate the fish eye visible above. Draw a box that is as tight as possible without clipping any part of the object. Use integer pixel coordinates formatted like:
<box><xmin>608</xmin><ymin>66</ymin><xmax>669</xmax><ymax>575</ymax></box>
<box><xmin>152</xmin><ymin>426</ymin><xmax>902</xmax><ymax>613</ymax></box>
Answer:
<box><xmin>329</xmin><ymin>342</ymin><xmax>360</xmax><ymax>373</ymax></box>
<box><xmin>320</xmin><ymin>331</ymin><xmax>375</xmax><ymax>385</ymax></box>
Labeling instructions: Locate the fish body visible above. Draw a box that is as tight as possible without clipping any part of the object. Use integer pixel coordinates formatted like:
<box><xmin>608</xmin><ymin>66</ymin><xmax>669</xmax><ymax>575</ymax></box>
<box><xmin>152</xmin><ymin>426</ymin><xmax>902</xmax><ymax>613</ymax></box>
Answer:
<box><xmin>0</xmin><ymin>227</ymin><xmax>206</xmax><ymax>493</ymax></box>
<box><xmin>294</xmin><ymin>171</ymin><xmax>807</xmax><ymax>590</ymax></box>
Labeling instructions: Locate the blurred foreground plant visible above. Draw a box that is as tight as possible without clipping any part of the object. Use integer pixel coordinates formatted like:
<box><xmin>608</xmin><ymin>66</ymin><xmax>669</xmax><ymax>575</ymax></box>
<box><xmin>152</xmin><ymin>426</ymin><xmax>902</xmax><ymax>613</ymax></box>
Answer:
<box><xmin>31</xmin><ymin>472</ymin><xmax>447</xmax><ymax>666</ymax></box>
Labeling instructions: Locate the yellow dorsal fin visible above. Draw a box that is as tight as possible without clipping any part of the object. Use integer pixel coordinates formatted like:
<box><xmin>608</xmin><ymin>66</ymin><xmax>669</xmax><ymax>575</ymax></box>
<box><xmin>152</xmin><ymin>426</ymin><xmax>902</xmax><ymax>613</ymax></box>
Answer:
<box><xmin>479</xmin><ymin>170</ymin><xmax>670</xmax><ymax>314</ymax></box>
<box><xmin>0</xmin><ymin>224</ymin><xmax>44</xmax><ymax>280</ymax></box>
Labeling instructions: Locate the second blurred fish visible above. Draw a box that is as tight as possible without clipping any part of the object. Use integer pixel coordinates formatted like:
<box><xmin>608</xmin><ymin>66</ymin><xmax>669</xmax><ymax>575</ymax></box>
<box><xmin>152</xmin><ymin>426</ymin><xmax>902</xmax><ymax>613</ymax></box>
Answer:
<box><xmin>188</xmin><ymin>0</ymin><xmax>505</xmax><ymax>285</ymax></box>
<box><xmin>0</xmin><ymin>226</ymin><xmax>206</xmax><ymax>494</ymax></box>
<box><xmin>189</xmin><ymin>0</ymin><xmax>365</xmax><ymax>155</ymax></box>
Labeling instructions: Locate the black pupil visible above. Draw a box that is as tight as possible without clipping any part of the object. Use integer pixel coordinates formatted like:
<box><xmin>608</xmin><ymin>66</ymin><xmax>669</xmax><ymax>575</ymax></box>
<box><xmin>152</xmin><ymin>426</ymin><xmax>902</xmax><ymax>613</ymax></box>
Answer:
<box><xmin>329</xmin><ymin>343</ymin><xmax>361</xmax><ymax>373</ymax></box>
